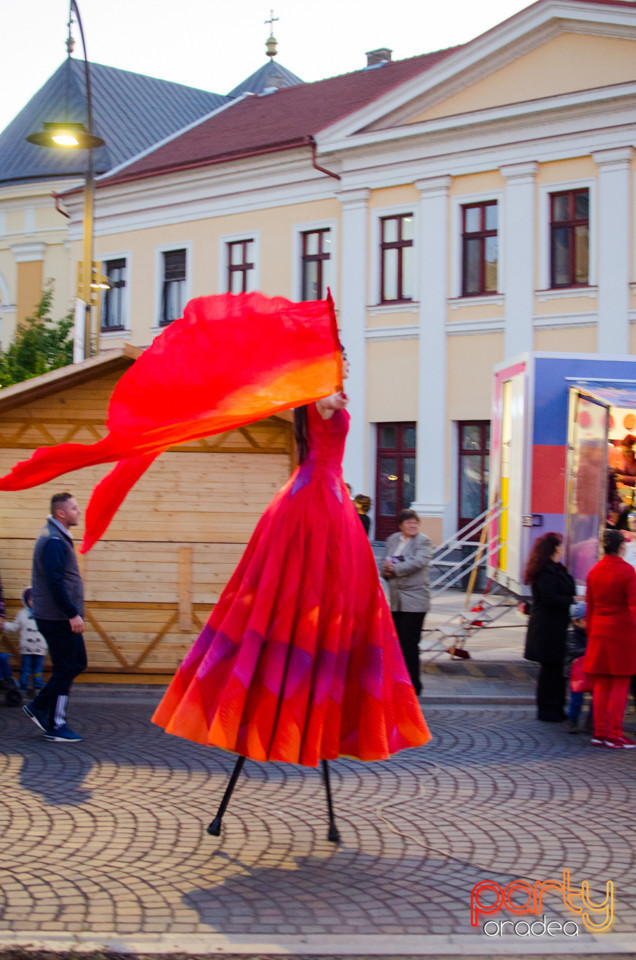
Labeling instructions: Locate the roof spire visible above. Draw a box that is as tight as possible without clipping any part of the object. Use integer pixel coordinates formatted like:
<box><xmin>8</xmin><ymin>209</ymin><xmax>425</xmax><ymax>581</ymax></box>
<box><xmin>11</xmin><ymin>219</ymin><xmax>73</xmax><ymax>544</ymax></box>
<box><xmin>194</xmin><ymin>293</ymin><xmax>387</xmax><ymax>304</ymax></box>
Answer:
<box><xmin>265</xmin><ymin>9</ymin><xmax>279</xmax><ymax>59</ymax></box>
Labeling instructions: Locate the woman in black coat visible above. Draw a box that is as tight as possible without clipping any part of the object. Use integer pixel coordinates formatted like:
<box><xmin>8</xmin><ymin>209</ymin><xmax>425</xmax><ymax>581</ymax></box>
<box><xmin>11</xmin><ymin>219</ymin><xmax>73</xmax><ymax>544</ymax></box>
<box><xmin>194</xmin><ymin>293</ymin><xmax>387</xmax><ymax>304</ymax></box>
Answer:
<box><xmin>524</xmin><ymin>531</ymin><xmax>575</xmax><ymax>722</ymax></box>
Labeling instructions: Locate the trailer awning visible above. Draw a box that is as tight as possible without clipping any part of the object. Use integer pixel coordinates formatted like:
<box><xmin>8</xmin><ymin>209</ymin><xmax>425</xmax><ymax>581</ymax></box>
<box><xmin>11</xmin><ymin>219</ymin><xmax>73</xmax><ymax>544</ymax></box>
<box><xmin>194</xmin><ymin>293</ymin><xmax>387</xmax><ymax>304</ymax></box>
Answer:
<box><xmin>567</xmin><ymin>379</ymin><xmax>636</xmax><ymax>408</ymax></box>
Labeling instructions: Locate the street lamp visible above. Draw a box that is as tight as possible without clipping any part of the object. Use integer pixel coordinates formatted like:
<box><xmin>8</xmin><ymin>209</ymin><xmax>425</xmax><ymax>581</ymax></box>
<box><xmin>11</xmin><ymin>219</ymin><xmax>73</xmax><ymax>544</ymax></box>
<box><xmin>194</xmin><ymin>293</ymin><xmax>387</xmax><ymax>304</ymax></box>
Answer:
<box><xmin>25</xmin><ymin>0</ymin><xmax>105</xmax><ymax>361</ymax></box>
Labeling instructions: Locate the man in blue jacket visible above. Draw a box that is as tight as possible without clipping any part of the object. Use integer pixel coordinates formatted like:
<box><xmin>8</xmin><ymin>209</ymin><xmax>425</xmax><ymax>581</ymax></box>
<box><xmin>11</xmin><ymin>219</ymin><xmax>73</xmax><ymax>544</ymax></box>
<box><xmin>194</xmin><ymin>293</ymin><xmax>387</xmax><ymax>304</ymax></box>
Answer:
<box><xmin>23</xmin><ymin>492</ymin><xmax>86</xmax><ymax>742</ymax></box>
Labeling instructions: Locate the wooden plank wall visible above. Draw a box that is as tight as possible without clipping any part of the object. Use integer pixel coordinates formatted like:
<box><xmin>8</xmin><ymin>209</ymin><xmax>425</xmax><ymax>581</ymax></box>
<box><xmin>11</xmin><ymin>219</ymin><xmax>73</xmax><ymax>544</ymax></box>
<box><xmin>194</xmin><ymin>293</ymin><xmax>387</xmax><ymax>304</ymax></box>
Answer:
<box><xmin>0</xmin><ymin>367</ymin><xmax>294</xmax><ymax>677</ymax></box>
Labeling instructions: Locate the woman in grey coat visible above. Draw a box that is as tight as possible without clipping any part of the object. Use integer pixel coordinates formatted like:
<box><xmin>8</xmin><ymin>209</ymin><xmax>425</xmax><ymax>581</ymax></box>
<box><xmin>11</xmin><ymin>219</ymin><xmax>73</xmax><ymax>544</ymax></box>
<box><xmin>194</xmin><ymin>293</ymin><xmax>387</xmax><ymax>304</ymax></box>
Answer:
<box><xmin>381</xmin><ymin>509</ymin><xmax>433</xmax><ymax>695</ymax></box>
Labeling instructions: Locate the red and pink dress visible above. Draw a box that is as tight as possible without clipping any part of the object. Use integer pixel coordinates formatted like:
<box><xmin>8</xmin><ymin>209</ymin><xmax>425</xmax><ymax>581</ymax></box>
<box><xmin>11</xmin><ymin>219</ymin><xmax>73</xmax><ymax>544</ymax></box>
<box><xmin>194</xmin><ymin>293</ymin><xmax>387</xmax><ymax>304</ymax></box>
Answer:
<box><xmin>152</xmin><ymin>402</ymin><xmax>431</xmax><ymax>766</ymax></box>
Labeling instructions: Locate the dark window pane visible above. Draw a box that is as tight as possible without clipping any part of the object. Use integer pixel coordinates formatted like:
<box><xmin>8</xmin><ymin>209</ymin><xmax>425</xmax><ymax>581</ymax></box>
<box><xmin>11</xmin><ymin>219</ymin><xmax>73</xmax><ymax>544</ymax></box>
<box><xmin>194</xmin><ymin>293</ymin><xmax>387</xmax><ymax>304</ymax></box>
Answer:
<box><xmin>552</xmin><ymin>227</ymin><xmax>570</xmax><ymax>286</ymax></box>
<box><xmin>102</xmin><ymin>258</ymin><xmax>126</xmax><ymax>331</ymax></box>
<box><xmin>403</xmin><ymin>457</ymin><xmax>415</xmax><ymax>507</ymax></box>
<box><xmin>304</xmin><ymin>261</ymin><xmax>319</xmax><ymax>300</ymax></box>
<box><xmin>403</xmin><ymin>427</ymin><xmax>416</xmax><ymax>449</ymax></box>
<box><xmin>379</xmin><ymin>426</ymin><xmax>396</xmax><ymax>448</ymax></box>
<box><xmin>575</xmin><ymin>192</ymin><xmax>589</xmax><ymax>219</ymax></box>
<box><xmin>164</xmin><ymin>249</ymin><xmax>185</xmax><ymax>280</ymax></box>
<box><xmin>464</xmin><ymin>238</ymin><xmax>482</xmax><ymax>294</ymax></box>
<box><xmin>461</xmin><ymin>425</ymin><xmax>482</xmax><ymax>449</ymax></box>
<box><xmin>379</xmin><ymin>458</ymin><xmax>398</xmax><ymax>515</ymax></box>
<box><xmin>460</xmin><ymin>455</ymin><xmax>484</xmax><ymax>518</ymax></box>
<box><xmin>485</xmin><ymin>424</ymin><xmax>491</xmax><ymax>451</ymax></box>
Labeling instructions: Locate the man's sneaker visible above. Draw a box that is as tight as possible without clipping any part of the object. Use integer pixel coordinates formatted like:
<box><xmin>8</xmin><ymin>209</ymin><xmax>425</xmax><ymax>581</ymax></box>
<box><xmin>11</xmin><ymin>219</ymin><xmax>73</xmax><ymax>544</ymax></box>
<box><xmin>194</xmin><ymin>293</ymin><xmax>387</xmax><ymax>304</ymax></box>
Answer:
<box><xmin>23</xmin><ymin>702</ymin><xmax>50</xmax><ymax>732</ymax></box>
<box><xmin>604</xmin><ymin>735</ymin><xmax>636</xmax><ymax>749</ymax></box>
<box><xmin>43</xmin><ymin>724</ymin><xmax>82</xmax><ymax>743</ymax></box>
<box><xmin>590</xmin><ymin>736</ymin><xmax>606</xmax><ymax>746</ymax></box>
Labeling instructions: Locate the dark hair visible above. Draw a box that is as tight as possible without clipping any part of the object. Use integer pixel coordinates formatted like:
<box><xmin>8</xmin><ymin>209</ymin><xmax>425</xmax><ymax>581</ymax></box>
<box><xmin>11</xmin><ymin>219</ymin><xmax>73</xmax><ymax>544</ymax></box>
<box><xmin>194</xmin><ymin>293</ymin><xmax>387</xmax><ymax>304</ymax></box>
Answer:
<box><xmin>354</xmin><ymin>494</ymin><xmax>371</xmax><ymax>513</ymax></box>
<box><xmin>50</xmin><ymin>492</ymin><xmax>73</xmax><ymax>514</ymax></box>
<box><xmin>604</xmin><ymin>528</ymin><xmax>625</xmax><ymax>556</ymax></box>
<box><xmin>294</xmin><ymin>406</ymin><xmax>309</xmax><ymax>464</ymax></box>
<box><xmin>524</xmin><ymin>531</ymin><xmax>563</xmax><ymax>584</ymax></box>
<box><xmin>398</xmin><ymin>509</ymin><xmax>419</xmax><ymax>525</ymax></box>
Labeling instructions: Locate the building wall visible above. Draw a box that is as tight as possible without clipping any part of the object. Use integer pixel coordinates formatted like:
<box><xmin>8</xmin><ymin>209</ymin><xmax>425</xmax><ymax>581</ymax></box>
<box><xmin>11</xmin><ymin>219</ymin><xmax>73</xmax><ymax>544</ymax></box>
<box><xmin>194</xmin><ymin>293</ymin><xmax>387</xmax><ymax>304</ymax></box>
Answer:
<box><xmin>53</xmin><ymin>6</ymin><xmax>636</xmax><ymax>546</ymax></box>
<box><xmin>0</xmin><ymin>180</ymin><xmax>78</xmax><ymax>348</ymax></box>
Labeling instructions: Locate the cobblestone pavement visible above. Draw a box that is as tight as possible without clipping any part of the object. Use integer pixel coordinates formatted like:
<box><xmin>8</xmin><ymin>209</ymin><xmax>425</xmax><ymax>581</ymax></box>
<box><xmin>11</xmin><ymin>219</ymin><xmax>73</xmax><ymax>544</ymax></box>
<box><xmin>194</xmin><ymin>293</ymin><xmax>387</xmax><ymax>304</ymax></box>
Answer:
<box><xmin>2</xmin><ymin>683</ymin><xmax>636</xmax><ymax>956</ymax></box>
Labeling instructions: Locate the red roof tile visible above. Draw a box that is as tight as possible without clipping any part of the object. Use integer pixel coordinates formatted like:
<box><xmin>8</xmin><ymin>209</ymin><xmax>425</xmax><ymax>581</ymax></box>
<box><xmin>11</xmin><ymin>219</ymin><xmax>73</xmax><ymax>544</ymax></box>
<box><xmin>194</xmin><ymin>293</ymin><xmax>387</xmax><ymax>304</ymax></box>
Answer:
<box><xmin>99</xmin><ymin>48</ymin><xmax>458</xmax><ymax>186</ymax></box>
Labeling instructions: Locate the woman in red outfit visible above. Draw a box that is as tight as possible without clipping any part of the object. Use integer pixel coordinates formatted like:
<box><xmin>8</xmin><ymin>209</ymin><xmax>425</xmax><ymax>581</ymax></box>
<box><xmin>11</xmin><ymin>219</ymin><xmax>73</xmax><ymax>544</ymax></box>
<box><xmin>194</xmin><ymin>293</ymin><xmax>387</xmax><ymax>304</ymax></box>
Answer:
<box><xmin>153</xmin><ymin>360</ymin><xmax>431</xmax><ymax>766</ymax></box>
<box><xmin>584</xmin><ymin>528</ymin><xmax>636</xmax><ymax>749</ymax></box>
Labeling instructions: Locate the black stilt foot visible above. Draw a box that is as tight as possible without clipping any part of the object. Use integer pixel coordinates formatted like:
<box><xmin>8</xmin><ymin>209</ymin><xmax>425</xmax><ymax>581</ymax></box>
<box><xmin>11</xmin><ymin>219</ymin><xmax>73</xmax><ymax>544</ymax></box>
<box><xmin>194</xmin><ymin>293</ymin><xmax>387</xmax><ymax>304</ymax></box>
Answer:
<box><xmin>321</xmin><ymin>759</ymin><xmax>341</xmax><ymax>844</ymax></box>
<box><xmin>207</xmin><ymin>754</ymin><xmax>246</xmax><ymax>837</ymax></box>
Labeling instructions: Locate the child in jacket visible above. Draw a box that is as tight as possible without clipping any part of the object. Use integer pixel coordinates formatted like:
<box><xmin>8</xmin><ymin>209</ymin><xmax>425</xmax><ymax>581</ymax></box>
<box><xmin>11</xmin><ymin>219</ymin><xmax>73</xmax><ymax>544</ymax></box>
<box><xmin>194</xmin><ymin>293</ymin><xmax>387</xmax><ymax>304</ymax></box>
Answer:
<box><xmin>4</xmin><ymin>586</ymin><xmax>48</xmax><ymax>693</ymax></box>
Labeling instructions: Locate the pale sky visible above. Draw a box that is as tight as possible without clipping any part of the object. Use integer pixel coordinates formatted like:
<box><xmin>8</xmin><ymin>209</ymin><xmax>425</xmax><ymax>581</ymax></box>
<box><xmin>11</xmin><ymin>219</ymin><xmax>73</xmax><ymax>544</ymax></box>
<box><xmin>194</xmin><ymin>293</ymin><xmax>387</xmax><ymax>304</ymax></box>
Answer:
<box><xmin>1</xmin><ymin>0</ymin><xmax>533</xmax><ymax>136</ymax></box>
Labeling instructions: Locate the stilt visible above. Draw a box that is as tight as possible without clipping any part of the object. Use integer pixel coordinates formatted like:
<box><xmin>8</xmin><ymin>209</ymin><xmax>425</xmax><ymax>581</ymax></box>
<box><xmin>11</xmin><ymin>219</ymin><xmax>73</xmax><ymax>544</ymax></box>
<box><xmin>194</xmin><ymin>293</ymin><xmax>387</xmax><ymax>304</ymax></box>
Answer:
<box><xmin>207</xmin><ymin>754</ymin><xmax>246</xmax><ymax>836</ymax></box>
<box><xmin>321</xmin><ymin>759</ymin><xmax>341</xmax><ymax>844</ymax></box>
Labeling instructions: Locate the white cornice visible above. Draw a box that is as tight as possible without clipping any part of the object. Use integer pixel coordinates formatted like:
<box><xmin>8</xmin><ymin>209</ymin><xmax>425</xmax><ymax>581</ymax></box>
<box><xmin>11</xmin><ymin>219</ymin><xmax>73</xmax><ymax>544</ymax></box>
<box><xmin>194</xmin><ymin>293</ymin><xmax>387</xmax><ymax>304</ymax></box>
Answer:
<box><xmin>365</xmin><ymin>325</ymin><xmax>419</xmax><ymax>341</ymax></box>
<box><xmin>533</xmin><ymin>312</ymin><xmax>597</xmax><ymax>328</ymax></box>
<box><xmin>446</xmin><ymin>318</ymin><xmax>505</xmax><ymax>336</ymax></box>
<box><xmin>10</xmin><ymin>242</ymin><xmax>46</xmax><ymax>262</ymax></box>
<box><xmin>67</xmin><ymin>151</ymin><xmax>340</xmax><ymax>236</ymax></box>
<box><xmin>320</xmin><ymin>81</ymin><xmax>636</xmax><ymax>156</ymax></box>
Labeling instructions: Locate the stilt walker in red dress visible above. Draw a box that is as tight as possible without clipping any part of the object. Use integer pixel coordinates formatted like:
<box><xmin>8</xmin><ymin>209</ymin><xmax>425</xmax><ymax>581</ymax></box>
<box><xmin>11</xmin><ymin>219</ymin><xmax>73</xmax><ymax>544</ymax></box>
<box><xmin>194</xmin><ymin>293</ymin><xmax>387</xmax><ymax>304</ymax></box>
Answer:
<box><xmin>0</xmin><ymin>292</ymin><xmax>431</xmax><ymax>842</ymax></box>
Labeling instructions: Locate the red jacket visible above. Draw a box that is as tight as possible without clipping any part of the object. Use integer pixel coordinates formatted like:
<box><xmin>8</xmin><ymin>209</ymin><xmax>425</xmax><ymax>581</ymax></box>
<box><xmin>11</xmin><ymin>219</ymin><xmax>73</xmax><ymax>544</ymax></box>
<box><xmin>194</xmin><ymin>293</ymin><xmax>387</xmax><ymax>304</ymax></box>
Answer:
<box><xmin>584</xmin><ymin>554</ymin><xmax>636</xmax><ymax>675</ymax></box>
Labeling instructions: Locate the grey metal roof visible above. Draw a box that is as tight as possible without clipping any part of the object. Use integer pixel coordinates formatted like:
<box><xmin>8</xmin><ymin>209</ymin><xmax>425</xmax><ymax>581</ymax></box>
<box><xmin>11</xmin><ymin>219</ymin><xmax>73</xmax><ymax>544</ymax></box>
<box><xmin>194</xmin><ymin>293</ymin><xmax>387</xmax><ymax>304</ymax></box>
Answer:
<box><xmin>0</xmin><ymin>58</ymin><xmax>229</xmax><ymax>185</ymax></box>
<box><xmin>228</xmin><ymin>60</ymin><xmax>303</xmax><ymax>98</ymax></box>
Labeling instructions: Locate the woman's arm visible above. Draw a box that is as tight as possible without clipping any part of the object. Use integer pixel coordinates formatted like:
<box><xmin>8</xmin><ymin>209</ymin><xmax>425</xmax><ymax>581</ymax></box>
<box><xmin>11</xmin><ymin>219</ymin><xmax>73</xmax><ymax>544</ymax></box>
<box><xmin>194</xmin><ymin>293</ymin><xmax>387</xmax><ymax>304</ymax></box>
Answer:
<box><xmin>392</xmin><ymin>535</ymin><xmax>433</xmax><ymax>577</ymax></box>
<box><xmin>316</xmin><ymin>392</ymin><xmax>349</xmax><ymax>420</ymax></box>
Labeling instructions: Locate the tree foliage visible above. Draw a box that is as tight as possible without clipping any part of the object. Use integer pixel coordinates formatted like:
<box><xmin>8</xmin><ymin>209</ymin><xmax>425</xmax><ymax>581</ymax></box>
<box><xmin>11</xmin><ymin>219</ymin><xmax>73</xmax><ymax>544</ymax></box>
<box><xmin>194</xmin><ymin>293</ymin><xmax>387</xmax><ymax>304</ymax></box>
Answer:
<box><xmin>0</xmin><ymin>283</ymin><xmax>74</xmax><ymax>388</ymax></box>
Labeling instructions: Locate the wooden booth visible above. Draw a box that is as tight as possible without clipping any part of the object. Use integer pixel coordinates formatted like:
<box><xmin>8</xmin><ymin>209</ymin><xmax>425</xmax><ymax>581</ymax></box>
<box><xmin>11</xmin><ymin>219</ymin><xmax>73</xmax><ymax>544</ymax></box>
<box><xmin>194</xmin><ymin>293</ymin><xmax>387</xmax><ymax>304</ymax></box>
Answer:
<box><xmin>0</xmin><ymin>348</ymin><xmax>295</xmax><ymax>681</ymax></box>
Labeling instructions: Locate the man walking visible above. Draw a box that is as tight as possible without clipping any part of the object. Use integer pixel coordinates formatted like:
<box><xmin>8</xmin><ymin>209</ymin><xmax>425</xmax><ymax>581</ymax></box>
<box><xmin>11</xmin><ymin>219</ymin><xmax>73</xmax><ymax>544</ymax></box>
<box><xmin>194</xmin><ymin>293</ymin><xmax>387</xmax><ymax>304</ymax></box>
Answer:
<box><xmin>23</xmin><ymin>492</ymin><xmax>86</xmax><ymax>742</ymax></box>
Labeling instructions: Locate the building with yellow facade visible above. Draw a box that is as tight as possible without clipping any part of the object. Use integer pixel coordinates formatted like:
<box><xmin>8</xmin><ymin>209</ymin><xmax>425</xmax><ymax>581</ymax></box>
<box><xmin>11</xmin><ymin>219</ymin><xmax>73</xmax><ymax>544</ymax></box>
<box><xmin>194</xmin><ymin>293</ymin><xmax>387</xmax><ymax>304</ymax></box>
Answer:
<box><xmin>20</xmin><ymin>0</ymin><xmax>636</xmax><ymax>542</ymax></box>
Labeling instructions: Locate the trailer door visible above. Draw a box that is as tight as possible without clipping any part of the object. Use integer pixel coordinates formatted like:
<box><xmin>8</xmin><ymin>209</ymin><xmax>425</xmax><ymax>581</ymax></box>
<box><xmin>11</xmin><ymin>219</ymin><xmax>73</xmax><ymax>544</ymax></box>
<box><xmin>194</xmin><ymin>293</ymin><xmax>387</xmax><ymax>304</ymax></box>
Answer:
<box><xmin>566</xmin><ymin>387</ymin><xmax>610</xmax><ymax>588</ymax></box>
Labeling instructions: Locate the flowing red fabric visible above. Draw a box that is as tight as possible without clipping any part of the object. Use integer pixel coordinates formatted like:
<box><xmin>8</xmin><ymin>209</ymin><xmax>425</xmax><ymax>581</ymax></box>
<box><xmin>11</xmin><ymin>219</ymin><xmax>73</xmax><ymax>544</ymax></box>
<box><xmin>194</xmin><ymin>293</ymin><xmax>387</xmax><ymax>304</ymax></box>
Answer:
<box><xmin>0</xmin><ymin>293</ymin><xmax>341</xmax><ymax>552</ymax></box>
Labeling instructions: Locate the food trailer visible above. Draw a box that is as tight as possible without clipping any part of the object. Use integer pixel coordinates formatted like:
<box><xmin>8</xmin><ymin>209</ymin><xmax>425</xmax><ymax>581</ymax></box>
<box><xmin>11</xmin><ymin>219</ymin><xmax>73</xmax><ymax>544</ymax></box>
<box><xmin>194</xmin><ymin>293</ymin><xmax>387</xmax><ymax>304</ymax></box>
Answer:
<box><xmin>488</xmin><ymin>352</ymin><xmax>636</xmax><ymax>595</ymax></box>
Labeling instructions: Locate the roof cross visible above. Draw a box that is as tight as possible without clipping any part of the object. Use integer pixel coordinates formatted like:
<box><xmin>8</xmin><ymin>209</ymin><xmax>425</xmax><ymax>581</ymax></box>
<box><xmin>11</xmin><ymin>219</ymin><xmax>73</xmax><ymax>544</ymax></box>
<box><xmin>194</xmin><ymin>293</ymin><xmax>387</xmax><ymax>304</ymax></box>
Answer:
<box><xmin>265</xmin><ymin>9</ymin><xmax>279</xmax><ymax>35</ymax></box>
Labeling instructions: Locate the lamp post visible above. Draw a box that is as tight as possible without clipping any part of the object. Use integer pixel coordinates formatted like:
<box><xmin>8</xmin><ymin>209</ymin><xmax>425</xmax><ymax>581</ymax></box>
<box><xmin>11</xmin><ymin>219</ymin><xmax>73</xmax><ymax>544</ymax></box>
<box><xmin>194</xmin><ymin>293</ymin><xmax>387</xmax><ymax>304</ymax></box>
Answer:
<box><xmin>26</xmin><ymin>0</ymin><xmax>105</xmax><ymax>361</ymax></box>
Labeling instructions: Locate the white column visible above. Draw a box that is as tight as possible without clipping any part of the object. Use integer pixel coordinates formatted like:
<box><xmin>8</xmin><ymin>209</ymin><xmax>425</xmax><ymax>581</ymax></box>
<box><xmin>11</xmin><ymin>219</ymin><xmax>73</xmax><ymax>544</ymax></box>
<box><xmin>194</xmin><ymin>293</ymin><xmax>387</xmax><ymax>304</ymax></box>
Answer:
<box><xmin>411</xmin><ymin>176</ymin><xmax>451</xmax><ymax>527</ymax></box>
<box><xmin>593</xmin><ymin>147</ymin><xmax>633</xmax><ymax>355</ymax></box>
<box><xmin>500</xmin><ymin>162</ymin><xmax>537</xmax><ymax>357</ymax></box>
<box><xmin>337</xmin><ymin>187</ymin><xmax>369</xmax><ymax>496</ymax></box>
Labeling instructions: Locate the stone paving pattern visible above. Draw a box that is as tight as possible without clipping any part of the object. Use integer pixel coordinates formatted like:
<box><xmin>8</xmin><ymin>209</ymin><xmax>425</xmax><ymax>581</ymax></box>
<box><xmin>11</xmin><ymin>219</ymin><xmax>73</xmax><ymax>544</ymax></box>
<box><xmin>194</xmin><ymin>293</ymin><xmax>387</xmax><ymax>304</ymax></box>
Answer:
<box><xmin>2</xmin><ymin>685</ymin><xmax>636</xmax><ymax>946</ymax></box>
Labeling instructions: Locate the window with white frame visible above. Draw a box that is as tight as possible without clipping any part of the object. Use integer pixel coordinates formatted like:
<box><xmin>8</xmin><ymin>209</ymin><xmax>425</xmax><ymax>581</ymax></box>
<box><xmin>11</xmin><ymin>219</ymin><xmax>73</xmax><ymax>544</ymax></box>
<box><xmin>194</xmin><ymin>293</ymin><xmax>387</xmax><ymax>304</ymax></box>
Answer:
<box><xmin>550</xmin><ymin>188</ymin><xmax>589</xmax><ymax>288</ymax></box>
<box><xmin>462</xmin><ymin>201</ymin><xmax>498</xmax><ymax>296</ymax></box>
<box><xmin>101</xmin><ymin>258</ymin><xmax>127</xmax><ymax>331</ymax></box>
<box><xmin>159</xmin><ymin>249</ymin><xmax>187</xmax><ymax>326</ymax></box>
<box><xmin>380</xmin><ymin>213</ymin><xmax>414</xmax><ymax>303</ymax></box>
<box><xmin>538</xmin><ymin>179</ymin><xmax>595</xmax><ymax>292</ymax></box>
<box><xmin>301</xmin><ymin>228</ymin><xmax>331</xmax><ymax>300</ymax></box>
<box><xmin>227</xmin><ymin>239</ymin><xmax>255</xmax><ymax>293</ymax></box>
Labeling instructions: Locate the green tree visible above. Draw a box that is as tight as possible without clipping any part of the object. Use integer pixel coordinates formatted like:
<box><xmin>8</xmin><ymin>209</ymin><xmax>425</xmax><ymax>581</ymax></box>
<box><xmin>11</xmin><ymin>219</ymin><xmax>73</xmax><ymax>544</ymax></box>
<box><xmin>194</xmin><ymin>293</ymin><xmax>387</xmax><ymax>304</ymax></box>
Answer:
<box><xmin>0</xmin><ymin>282</ymin><xmax>74</xmax><ymax>388</ymax></box>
